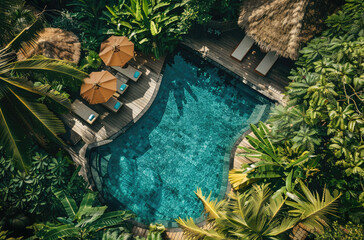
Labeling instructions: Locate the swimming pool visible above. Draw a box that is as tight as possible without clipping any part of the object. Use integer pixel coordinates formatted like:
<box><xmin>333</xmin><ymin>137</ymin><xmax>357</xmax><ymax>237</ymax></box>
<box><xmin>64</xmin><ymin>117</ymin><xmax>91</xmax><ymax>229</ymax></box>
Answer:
<box><xmin>89</xmin><ymin>47</ymin><xmax>273</xmax><ymax>227</ymax></box>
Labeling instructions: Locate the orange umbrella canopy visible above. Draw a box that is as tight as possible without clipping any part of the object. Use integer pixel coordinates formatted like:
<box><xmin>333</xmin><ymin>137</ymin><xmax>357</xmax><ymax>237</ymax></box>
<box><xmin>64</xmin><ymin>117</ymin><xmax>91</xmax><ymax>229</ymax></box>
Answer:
<box><xmin>80</xmin><ymin>71</ymin><xmax>116</xmax><ymax>104</ymax></box>
<box><xmin>99</xmin><ymin>36</ymin><xmax>134</xmax><ymax>67</ymax></box>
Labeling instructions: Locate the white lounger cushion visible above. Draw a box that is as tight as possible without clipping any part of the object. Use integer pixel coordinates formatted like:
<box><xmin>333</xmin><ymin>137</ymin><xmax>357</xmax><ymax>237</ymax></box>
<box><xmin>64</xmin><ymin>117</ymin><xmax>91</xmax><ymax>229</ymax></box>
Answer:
<box><xmin>71</xmin><ymin>99</ymin><xmax>99</xmax><ymax>124</ymax></box>
<box><xmin>231</xmin><ymin>35</ymin><xmax>255</xmax><ymax>61</ymax></box>
<box><xmin>112</xmin><ymin>65</ymin><xmax>142</xmax><ymax>82</ymax></box>
<box><xmin>255</xmin><ymin>51</ymin><xmax>279</xmax><ymax>76</ymax></box>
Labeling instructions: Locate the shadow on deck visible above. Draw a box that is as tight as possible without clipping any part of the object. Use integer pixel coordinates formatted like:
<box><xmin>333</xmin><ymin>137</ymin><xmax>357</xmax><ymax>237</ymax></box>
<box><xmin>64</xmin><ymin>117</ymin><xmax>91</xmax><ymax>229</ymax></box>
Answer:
<box><xmin>184</xmin><ymin>29</ymin><xmax>294</xmax><ymax>104</ymax></box>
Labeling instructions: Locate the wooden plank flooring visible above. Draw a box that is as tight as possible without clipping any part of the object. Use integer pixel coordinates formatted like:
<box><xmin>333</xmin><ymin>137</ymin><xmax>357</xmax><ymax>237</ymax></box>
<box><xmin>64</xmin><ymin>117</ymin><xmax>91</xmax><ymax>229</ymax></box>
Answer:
<box><xmin>132</xmin><ymin>226</ymin><xmax>186</xmax><ymax>240</ymax></box>
<box><xmin>233</xmin><ymin>131</ymin><xmax>259</xmax><ymax>168</ymax></box>
<box><xmin>184</xmin><ymin>30</ymin><xmax>294</xmax><ymax>104</ymax></box>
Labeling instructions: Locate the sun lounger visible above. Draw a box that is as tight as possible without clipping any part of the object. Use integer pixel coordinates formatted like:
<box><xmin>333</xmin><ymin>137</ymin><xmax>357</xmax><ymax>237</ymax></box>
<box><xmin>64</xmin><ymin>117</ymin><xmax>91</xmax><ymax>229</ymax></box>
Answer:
<box><xmin>116</xmin><ymin>78</ymin><xmax>129</xmax><ymax>95</ymax></box>
<box><xmin>71</xmin><ymin>99</ymin><xmax>99</xmax><ymax>124</ymax></box>
<box><xmin>231</xmin><ymin>35</ymin><xmax>255</xmax><ymax>61</ymax></box>
<box><xmin>112</xmin><ymin>65</ymin><xmax>142</xmax><ymax>82</ymax></box>
<box><xmin>255</xmin><ymin>51</ymin><xmax>279</xmax><ymax>76</ymax></box>
<box><xmin>102</xmin><ymin>97</ymin><xmax>123</xmax><ymax>112</ymax></box>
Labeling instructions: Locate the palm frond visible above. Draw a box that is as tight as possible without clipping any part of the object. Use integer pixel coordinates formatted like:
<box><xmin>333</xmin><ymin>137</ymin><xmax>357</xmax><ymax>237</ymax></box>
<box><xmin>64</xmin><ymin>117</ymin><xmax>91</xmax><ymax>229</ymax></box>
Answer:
<box><xmin>195</xmin><ymin>188</ymin><xmax>223</xmax><ymax>220</ymax></box>
<box><xmin>287</xmin><ymin>181</ymin><xmax>341</xmax><ymax>232</ymax></box>
<box><xmin>265</xmin><ymin>217</ymin><xmax>297</xmax><ymax>236</ymax></box>
<box><xmin>224</xmin><ymin>192</ymin><xmax>249</xmax><ymax>228</ymax></box>
<box><xmin>1</xmin><ymin>76</ymin><xmax>42</xmax><ymax>95</ymax></box>
<box><xmin>267</xmin><ymin>192</ymin><xmax>286</xmax><ymax>225</ymax></box>
<box><xmin>9</xmin><ymin>55</ymin><xmax>88</xmax><ymax>81</ymax></box>
<box><xmin>0</xmin><ymin>48</ymin><xmax>15</xmax><ymax>73</ymax></box>
<box><xmin>5</xmin><ymin>16</ymin><xmax>44</xmax><ymax>54</ymax></box>
<box><xmin>7</xmin><ymin>87</ymin><xmax>66</xmax><ymax>144</ymax></box>
<box><xmin>176</xmin><ymin>217</ymin><xmax>225</xmax><ymax>240</ymax></box>
<box><xmin>0</xmin><ymin>101</ymin><xmax>30</xmax><ymax>171</ymax></box>
<box><xmin>228</xmin><ymin>168</ymin><xmax>260</xmax><ymax>190</ymax></box>
<box><xmin>34</xmin><ymin>83</ymin><xmax>71</xmax><ymax>110</ymax></box>
<box><xmin>0</xmin><ymin>0</ymin><xmax>18</xmax><ymax>46</ymax></box>
<box><xmin>250</xmin><ymin>184</ymin><xmax>272</xmax><ymax>218</ymax></box>
<box><xmin>1</xmin><ymin>77</ymin><xmax>71</xmax><ymax>111</ymax></box>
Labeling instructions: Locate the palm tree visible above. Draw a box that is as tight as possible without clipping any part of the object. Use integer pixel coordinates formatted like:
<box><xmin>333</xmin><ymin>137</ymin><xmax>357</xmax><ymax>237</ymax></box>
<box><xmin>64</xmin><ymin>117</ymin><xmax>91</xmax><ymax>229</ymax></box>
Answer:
<box><xmin>176</xmin><ymin>182</ymin><xmax>341</xmax><ymax>240</ymax></box>
<box><xmin>0</xmin><ymin>7</ymin><xmax>88</xmax><ymax>171</ymax></box>
<box><xmin>35</xmin><ymin>191</ymin><xmax>135</xmax><ymax>240</ymax></box>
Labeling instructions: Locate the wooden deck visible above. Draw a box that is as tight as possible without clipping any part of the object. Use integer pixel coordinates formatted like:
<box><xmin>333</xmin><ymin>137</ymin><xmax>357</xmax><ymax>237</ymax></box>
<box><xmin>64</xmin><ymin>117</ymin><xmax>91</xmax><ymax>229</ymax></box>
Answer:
<box><xmin>132</xmin><ymin>226</ymin><xmax>185</xmax><ymax>240</ymax></box>
<box><xmin>62</xmin><ymin>53</ymin><xmax>165</xmax><ymax>177</ymax></box>
<box><xmin>233</xmin><ymin>130</ymin><xmax>259</xmax><ymax>168</ymax></box>
<box><xmin>184</xmin><ymin>30</ymin><xmax>294</xmax><ymax>104</ymax></box>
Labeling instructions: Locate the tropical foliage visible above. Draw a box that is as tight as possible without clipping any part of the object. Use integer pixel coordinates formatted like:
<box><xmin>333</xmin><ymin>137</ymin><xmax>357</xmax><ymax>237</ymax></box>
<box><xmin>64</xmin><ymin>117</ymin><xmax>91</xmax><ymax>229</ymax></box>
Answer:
<box><xmin>0</xmin><ymin>8</ymin><xmax>87</xmax><ymax>170</ymax></box>
<box><xmin>80</xmin><ymin>50</ymin><xmax>103</xmax><ymax>70</ymax></box>
<box><xmin>134</xmin><ymin>224</ymin><xmax>166</xmax><ymax>240</ymax></box>
<box><xmin>229</xmin><ymin>0</ymin><xmax>364</xmax><ymax>224</ymax></box>
<box><xmin>0</xmin><ymin>227</ymin><xmax>22</xmax><ymax>240</ymax></box>
<box><xmin>270</xmin><ymin>0</ymin><xmax>364</xmax><ymax>222</ymax></box>
<box><xmin>177</xmin><ymin>183</ymin><xmax>340</xmax><ymax>239</ymax></box>
<box><xmin>7</xmin><ymin>2</ymin><xmax>36</xmax><ymax>35</ymax></box>
<box><xmin>229</xmin><ymin>122</ymin><xmax>318</xmax><ymax>192</ymax></box>
<box><xmin>34</xmin><ymin>191</ymin><xmax>135</xmax><ymax>240</ymax></box>
<box><xmin>313</xmin><ymin>221</ymin><xmax>364</xmax><ymax>239</ymax></box>
<box><xmin>105</xmin><ymin>0</ymin><xmax>190</xmax><ymax>59</ymax></box>
<box><xmin>66</xmin><ymin>0</ymin><xmax>113</xmax><ymax>51</ymax></box>
<box><xmin>184</xmin><ymin>0</ymin><xmax>242</xmax><ymax>24</ymax></box>
<box><xmin>0</xmin><ymin>149</ymin><xmax>87</xmax><ymax>222</ymax></box>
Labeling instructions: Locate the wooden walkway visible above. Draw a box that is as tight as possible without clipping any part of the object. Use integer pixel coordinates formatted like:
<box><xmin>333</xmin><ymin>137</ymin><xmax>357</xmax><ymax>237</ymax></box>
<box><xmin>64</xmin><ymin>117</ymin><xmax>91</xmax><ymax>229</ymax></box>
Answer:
<box><xmin>184</xmin><ymin>30</ymin><xmax>294</xmax><ymax>104</ymax></box>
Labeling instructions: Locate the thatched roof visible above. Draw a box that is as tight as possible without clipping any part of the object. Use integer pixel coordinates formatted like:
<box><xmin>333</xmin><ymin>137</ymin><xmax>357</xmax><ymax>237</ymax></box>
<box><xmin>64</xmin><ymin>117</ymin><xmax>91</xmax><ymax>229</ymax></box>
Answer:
<box><xmin>238</xmin><ymin>0</ymin><xmax>341</xmax><ymax>60</ymax></box>
<box><xmin>18</xmin><ymin>28</ymin><xmax>81</xmax><ymax>63</ymax></box>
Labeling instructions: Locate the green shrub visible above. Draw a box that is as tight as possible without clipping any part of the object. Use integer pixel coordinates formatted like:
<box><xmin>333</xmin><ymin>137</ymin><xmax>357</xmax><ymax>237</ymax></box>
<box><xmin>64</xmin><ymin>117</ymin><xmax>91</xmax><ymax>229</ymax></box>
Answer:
<box><xmin>80</xmin><ymin>50</ymin><xmax>103</xmax><ymax>71</ymax></box>
<box><xmin>50</xmin><ymin>10</ymin><xmax>81</xmax><ymax>34</ymax></box>
<box><xmin>0</xmin><ymin>148</ymin><xmax>88</xmax><ymax>222</ymax></box>
<box><xmin>267</xmin><ymin>0</ymin><xmax>364</xmax><ymax>223</ymax></box>
<box><xmin>67</xmin><ymin>0</ymin><xmax>113</xmax><ymax>51</ymax></box>
<box><xmin>33</xmin><ymin>191</ymin><xmax>134</xmax><ymax>240</ymax></box>
<box><xmin>314</xmin><ymin>221</ymin><xmax>364</xmax><ymax>239</ymax></box>
<box><xmin>229</xmin><ymin>0</ymin><xmax>364</xmax><ymax>223</ymax></box>
<box><xmin>185</xmin><ymin>0</ymin><xmax>242</xmax><ymax>24</ymax></box>
<box><xmin>105</xmin><ymin>0</ymin><xmax>191</xmax><ymax>59</ymax></box>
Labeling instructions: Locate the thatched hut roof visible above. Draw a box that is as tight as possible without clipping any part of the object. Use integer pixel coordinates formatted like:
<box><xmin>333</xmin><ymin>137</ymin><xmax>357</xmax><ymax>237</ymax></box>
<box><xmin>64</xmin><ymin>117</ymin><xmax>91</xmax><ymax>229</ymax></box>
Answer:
<box><xmin>238</xmin><ymin>0</ymin><xmax>341</xmax><ymax>60</ymax></box>
<box><xmin>18</xmin><ymin>28</ymin><xmax>81</xmax><ymax>63</ymax></box>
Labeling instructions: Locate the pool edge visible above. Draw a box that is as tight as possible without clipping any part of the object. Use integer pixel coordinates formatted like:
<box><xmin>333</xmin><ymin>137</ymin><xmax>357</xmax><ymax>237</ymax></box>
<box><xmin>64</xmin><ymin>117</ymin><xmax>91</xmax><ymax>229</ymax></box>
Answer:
<box><xmin>83</xmin><ymin>45</ymin><xmax>275</xmax><ymax>231</ymax></box>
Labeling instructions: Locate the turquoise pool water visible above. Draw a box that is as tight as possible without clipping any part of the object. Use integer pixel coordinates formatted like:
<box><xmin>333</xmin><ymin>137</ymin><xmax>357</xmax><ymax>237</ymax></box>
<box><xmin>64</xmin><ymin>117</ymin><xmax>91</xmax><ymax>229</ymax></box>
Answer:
<box><xmin>89</xmin><ymin>48</ymin><xmax>272</xmax><ymax>226</ymax></box>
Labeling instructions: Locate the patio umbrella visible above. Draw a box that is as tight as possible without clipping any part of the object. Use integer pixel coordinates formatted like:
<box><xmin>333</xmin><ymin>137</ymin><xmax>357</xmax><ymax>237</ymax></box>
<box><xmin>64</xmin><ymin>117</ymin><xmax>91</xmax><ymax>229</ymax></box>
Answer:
<box><xmin>99</xmin><ymin>36</ymin><xmax>134</xmax><ymax>67</ymax></box>
<box><xmin>80</xmin><ymin>71</ymin><xmax>116</xmax><ymax>104</ymax></box>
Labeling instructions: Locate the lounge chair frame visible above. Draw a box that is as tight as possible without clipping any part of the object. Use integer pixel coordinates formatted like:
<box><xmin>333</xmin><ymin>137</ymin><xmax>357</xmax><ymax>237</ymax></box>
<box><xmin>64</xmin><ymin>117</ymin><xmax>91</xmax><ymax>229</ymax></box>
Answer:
<box><xmin>231</xmin><ymin>35</ymin><xmax>255</xmax><ymax>61</ymax></box>
<box><xmin>255</xmin><ymin>51</ymin><xmax>279</xmax><ymax>76</ymax></box>
<box><xmin>102</xmin><ymin>97</ymin><xmax>123</xmax><ymax>112</ymax></box>
<box><xmin>112</xmin><ymin>65</ymin><xmax>142</xmax><ymax>82</ymax></box>
<box><xmin>71</xmin><ymin>99</ymin><xmax>99</xmax><ymax>124</ymax></box>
